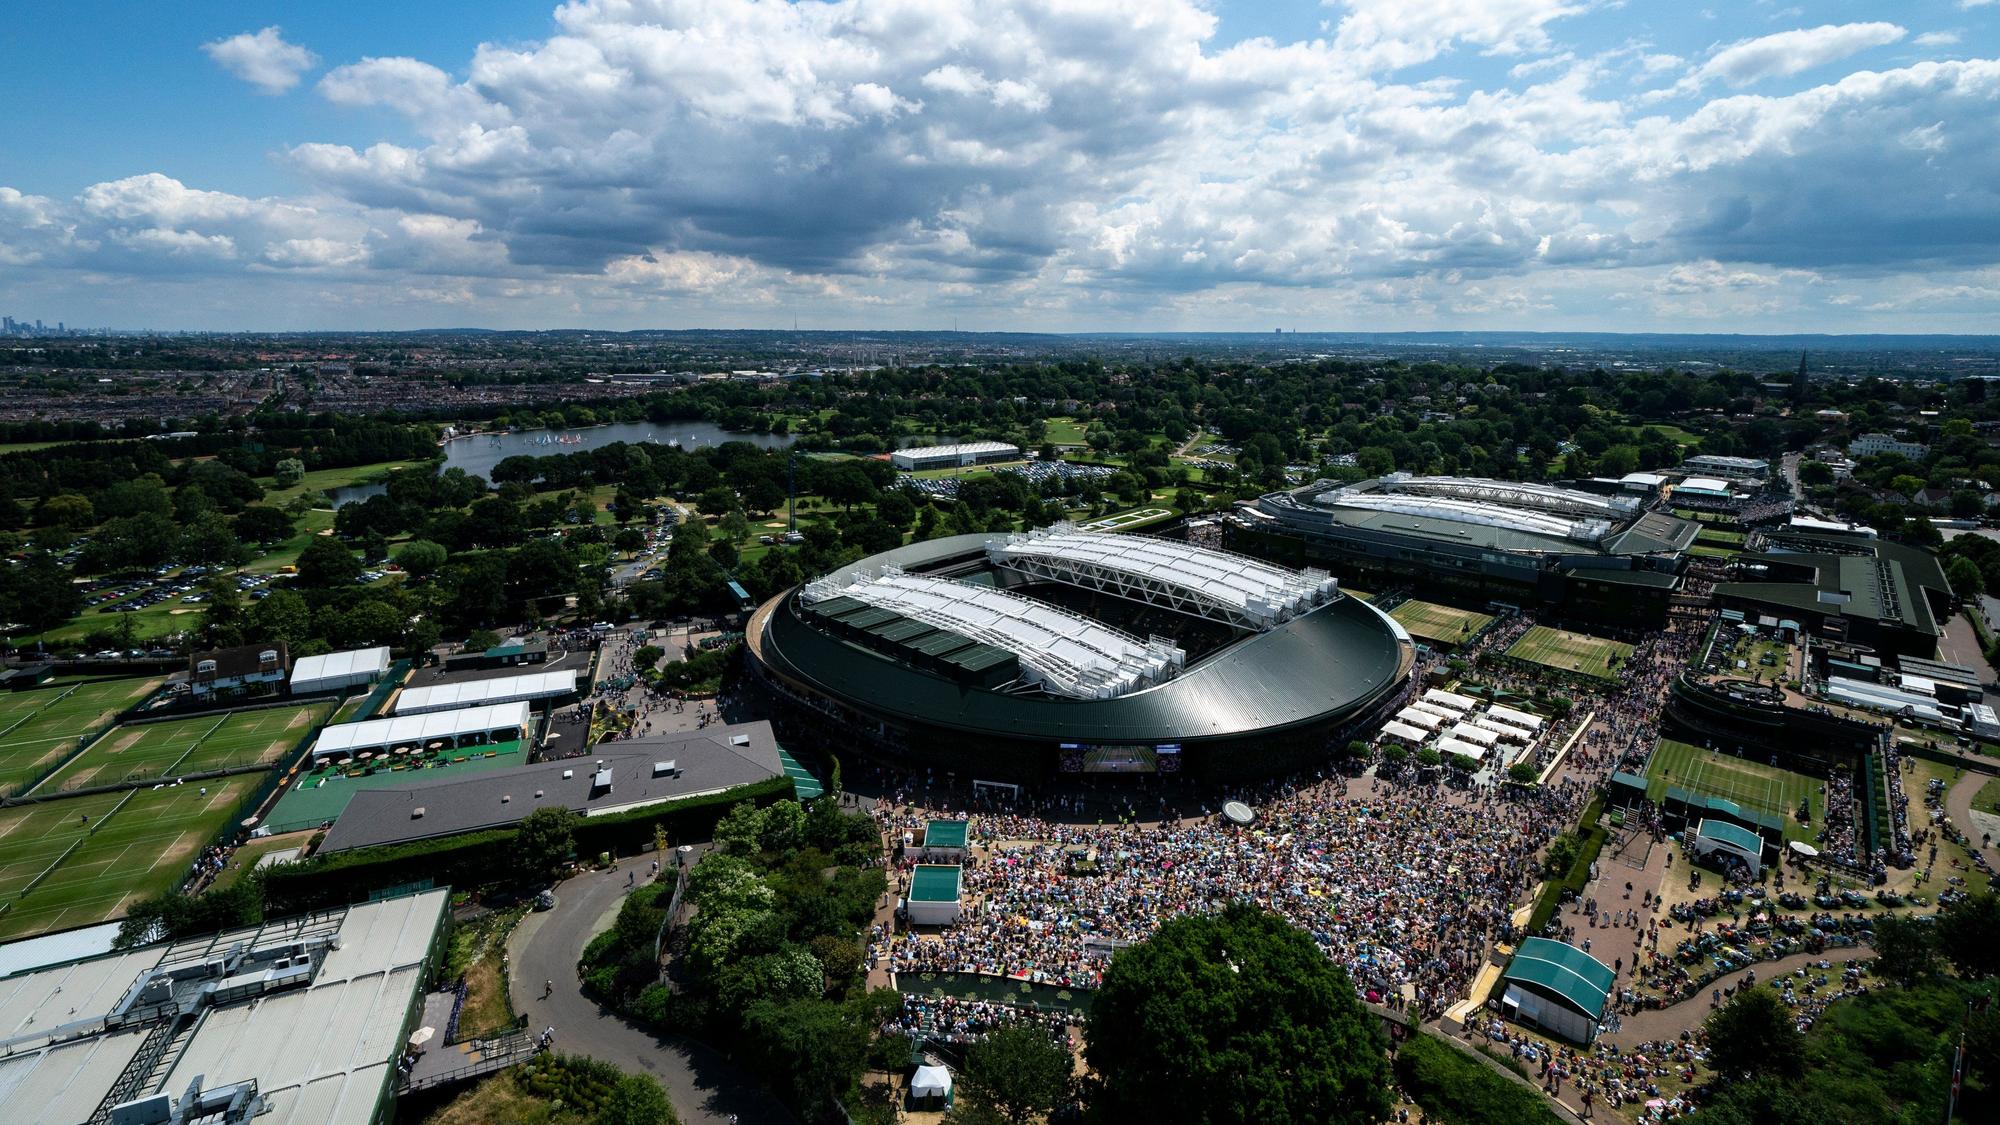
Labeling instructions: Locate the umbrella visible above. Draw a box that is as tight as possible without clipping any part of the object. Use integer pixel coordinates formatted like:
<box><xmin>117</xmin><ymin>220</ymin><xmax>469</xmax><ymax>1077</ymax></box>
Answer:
<box><xmin>240</xmin><ymin>817</ymin><xmax>259</xmax><ymax>828</ymax></box>
<box><xmin>358</xmin><ymin>752</ymin><xmax>374</xmax><ymax>761</ymax></box>
<box><xmin>428</xmin><ymin>740</ymin><xmax>446</xmax><ymax>749</ymax></box>
<box><xmin>1788</xmin><ymin>841</ymin><xmax>1819</xmax><ymax>857</ymax></box>
<box><xmin>408</xmin><ymin>1026</ymin><xmax>435</xmax><ymax>1047</ymax></box>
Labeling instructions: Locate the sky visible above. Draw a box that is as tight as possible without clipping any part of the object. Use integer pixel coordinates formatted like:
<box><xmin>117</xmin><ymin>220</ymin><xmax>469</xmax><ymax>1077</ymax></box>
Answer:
<box><xmin>3</xmin><ymin>0</ymin><xmax>1999</xmax><ymax>334</ymax></box>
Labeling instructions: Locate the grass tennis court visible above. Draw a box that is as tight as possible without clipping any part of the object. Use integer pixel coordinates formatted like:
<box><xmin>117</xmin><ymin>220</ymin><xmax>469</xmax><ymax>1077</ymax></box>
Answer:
<box><xmin>1389</xmin><ymin>600</ymin><xmax>1495</xmax><ymax>646</ymax></box>
<box><xmin>0</xmin><ymin>677</ymin><xmax>162</xmax><ymax>796</ymax></box>
<box><xmin>0</xmin><ymin>777</ymin><xmax>256</xmax><ymax>940</ymax></box>
<box><xmin>0</xmin><ymin>791</ymin><xmax>129</xmax><ymax>901</ymax></box>
<box><xmin>1505</xmin><ymin>625</ymin><xmax>1634</xmax><ymax>682</ymax></box>
<box><xmin>33</xmin><ymin>701</ymin><xmax>332</xmax><ymax>793</ymax></box>
<box><xmin>1645</xmin><ymin>739</ymin><xmax>1822</xmax><ymax>843</ymax></box>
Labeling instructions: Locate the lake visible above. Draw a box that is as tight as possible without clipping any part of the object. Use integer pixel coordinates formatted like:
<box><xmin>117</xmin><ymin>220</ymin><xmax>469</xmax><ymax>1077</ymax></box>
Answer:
<box><xmin>328</xmin><ymin>420</ymin><xmax>794</xmax><ymax>506</ymax></box>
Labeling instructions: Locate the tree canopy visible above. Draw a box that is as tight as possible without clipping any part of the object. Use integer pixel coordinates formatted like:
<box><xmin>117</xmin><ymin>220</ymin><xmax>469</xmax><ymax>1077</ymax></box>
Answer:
<box><xmin>1084</xmin><ymin>904</ymin><xmax>1390</xmax><ymax>1125</ymax></box>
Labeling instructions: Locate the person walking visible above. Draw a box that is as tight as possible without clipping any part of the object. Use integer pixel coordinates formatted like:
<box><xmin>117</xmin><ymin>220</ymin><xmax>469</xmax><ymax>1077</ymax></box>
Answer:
<box><xmin>543</xmin><ymin>979</ymin><xmax>554</xmax><ymax>1000</ymax></box>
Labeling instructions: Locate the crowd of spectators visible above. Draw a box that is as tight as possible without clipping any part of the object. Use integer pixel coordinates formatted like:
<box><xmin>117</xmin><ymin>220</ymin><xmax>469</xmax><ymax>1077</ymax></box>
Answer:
<box><xmin>873</xmin><ymin>770</ymin><xmax>1591</xmax><ymax>1020</ymax></box>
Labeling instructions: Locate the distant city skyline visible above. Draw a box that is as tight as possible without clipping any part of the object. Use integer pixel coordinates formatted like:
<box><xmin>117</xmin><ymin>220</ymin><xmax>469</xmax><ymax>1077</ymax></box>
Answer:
<box><xmin>3</xmin><ymin>1</ymin><xmax>1999</xmax><ymax>333</ymax></box>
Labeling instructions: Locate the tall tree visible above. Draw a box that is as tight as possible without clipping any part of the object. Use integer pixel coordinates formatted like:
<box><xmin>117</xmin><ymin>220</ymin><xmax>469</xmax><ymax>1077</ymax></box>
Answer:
<box><xmin>960</xmin><ymin>1026</ymin><xmax>1074</xmax><ymax>1123</ymax></box>
<box><xmin>1084</xmin><ymin>905</ymin><xmax>1390</xmax><ymax>1125</ymax></box>
<box><xmin>1704</xmin><ymin>987</ymin><xmax>1804</xmax><ymax>1080</ymax></box>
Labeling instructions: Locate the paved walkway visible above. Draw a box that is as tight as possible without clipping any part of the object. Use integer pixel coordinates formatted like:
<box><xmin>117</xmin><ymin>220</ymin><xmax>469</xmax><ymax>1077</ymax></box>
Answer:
<box><xmin>1607</xmin><ymin>945</ymin><xmax>1872</xmax><ymax>1047</ymax></box>
<box><xmin>1944</xmin><ymin>769</ymin><xmax>2000</xmax><ymax>871</ymax></box>
<box><xmin>507</xmin><ymin>853</ymin><xmax>795</xmax><ymax>1125</ymax></box>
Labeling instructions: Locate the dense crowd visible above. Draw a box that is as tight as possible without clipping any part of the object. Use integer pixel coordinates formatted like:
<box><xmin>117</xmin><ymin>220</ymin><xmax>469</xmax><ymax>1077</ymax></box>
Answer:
<box><xmin>883</xmin><ymin>994</ymin><xmax>1072</xmax><ymax>1048</ymax></box>
<box><xmin>873</xmin><ymin>772</ymin><xmax>1590</xmax><ymax>1019</ymax></box>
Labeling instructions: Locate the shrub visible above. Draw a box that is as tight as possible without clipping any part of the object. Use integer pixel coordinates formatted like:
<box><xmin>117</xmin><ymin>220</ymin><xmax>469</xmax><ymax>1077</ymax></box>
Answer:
<box><xmin>1394</xmin><ymin>1033</ymin><xmax>1562</xmax><ymax>1124</ymax></box>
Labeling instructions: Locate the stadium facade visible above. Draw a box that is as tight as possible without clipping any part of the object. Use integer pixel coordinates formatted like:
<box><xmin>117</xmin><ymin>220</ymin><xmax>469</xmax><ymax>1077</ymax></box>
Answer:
<box><xmin>1234</xmin><ymin>474</ymin><xmax>1699</xmax><ymax>623</ymax></box>
<box><xmin>747</xmin><ymin>529</ymin><xmax>1416</xmax><ymax>782</ymax></box>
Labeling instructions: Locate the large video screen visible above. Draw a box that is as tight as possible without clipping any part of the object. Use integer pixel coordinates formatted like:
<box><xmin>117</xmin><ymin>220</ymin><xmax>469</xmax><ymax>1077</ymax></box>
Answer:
<box><xmin>1060</xmin><ymin>743</ymin><xmax>1181</xmax><ymax>774</ymax></box>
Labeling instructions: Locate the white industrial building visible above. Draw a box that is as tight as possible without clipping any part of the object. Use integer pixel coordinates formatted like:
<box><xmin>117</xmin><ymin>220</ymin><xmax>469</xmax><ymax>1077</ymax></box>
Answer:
<box><xmin>308</xmin><ymin>700</ymin><xmax>532</xmax><ymax>761</ymax></box>
<box><xmin>0</xmin><ymin>890</ymin><xmax>448</xmax><ymax>1125</ymax></box>
<box><xmin>289</xmin><ymin>647</ymin><xmax>393</xmax><ymax>695</ymax></box>
<box><xmin>393</xmin><ymin>669</ymin><xmax>580</xmax><ymax>715</ymax></box>
<box><xmin>889</xmin><ymin>441</ymin><xmax>1021</xmax><ymax>471</ymax></box>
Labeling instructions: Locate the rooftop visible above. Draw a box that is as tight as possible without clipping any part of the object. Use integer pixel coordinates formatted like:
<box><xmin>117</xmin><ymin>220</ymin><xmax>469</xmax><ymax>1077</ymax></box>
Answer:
<box><xmin>986</xmin><ymin>527</ymin><xmax>1337</xmax><ymax>630</ymax></box>
<box><xmin>310</xmin><ymin>700</ymin><xmax>533</xmax><ymax>759</ymax></box>
<box><xmin>894</xmin><ymin>441</ymin><xmax>1019</xmax><ymax>459</ymax></box>
<box><xmin>803</xmin><ymin>567</ymin><xmax>1183</xmax><ymax>700</ymax></box>
<box><xmin>0</xmin><ymin>891</ymin><xmax>447</xmax><ymax>1125</ymax></box>
<box><xmin>910</xmin><ymin>865</ymin><xmax>962</xmax><ymax>903</ymax></box>
<box><xmin>288</xmin><ymin>647</ymin><xmax>390</xmax><ymax>689</ymax></box>
<box><xmin>924</xmin><ymin>819</ymin><xmax>969</xmax><ymax>849</ymax></box>
<box><xmin>1259</xmin><ymin>474</ymin><xmax>1696</xmax><ymax>559</ymax></box>
<box><xmin>1505</xmin><ymin>937</ymin><xmax>1615</xmax><ymax>1020</ymax></box>
<box><xmin>318</xmin><ymin>722</ymin><xmax>784</xmax><ymax>852</ymax></box>
<box><xmin>393</xmin><ymin>669</ymin><xmax>580</xmax><ymax>715</ymax></box>
<box><xmin>1696</xmin><ymin>818</ymin><xmax>1766</xmax><ymax>855</ymax></box>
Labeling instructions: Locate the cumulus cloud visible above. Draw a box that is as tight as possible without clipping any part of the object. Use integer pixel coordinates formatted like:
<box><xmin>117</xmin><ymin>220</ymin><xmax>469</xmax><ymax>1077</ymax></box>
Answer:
<box><xmin>202</xmin><ymin>27</ymin><xmax>320</xmax><ymax>94</ymax></box>
<box><xmin>0</xmin><ymin>0</ymin><xmax>1995</xmax><ymax>330</ymax></box>
<box><xmin>1687</xmin><ymin>22</ymin><xmax>1906</xmax><ymax>90</ymax></box>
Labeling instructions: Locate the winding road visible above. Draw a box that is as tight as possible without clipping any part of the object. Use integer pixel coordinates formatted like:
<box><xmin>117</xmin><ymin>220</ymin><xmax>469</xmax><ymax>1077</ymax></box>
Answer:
<box><xmin>506</xmin><ymin>852</ymin><xmax>796</xmax><ymax>1125</ymax></box>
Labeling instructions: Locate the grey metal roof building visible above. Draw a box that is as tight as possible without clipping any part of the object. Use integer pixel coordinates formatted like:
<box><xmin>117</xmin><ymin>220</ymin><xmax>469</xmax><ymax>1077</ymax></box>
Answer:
<box><xmin>1714</xmin><ymin>528</ymin><xmax>1952</xmax><ymax>658</ymax></box>
<box><xmin>750</xmin><ymin>534</ymin><xmax>1414</xmax><ymax>782</ymax></box>
<box><xmin>317</xmin><ymin>721</ymin><xmax>784</xmax><ymax>853</ymax></box>
<box><xmin>1239</xmin><ymin>474</ymin><xmax>1696</xmax><ymax>622</ymax></box>
<box><xmin>0</xmin><ymin>890</ymin><xmax>447</xmax><ymax>1125</ymax></box>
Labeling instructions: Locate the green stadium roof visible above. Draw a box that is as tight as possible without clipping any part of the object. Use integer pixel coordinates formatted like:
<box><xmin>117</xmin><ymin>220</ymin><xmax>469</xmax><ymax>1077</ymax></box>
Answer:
<box><xmin>925</xmin><ymin>820</ymin><xmax>969</xmax><ymax>849</ymax></box>
<box><xmin>1505</xmin><ymin>937</ymin><xmax>1615</xmax><ymax>1020</ymax></box>
<box><xmin>1696</xmin><ymin>818</ymin><xmax>1765</xmax><ymax>856</ymax></box>
<box><xmin>910</xmin><ymin>864</ymin><xmax>962</xmax><ymax>902</ymax></box>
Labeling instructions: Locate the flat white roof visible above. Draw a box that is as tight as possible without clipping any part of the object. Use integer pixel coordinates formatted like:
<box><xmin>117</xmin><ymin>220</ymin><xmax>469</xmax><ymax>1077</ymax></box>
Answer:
<box><xmin>1394</xmin><ymin>706</ymin><xmax>1444</xmax><ymax>731</ymax></box>
<box><xmin>0</xmin><ymin>892</ymin><xmax>448</xmax><ymax>1125</ymax></box>
<box><xmin>311</xmin><ymin>699</ymin><xmax>531</xmax><ymax>758</ymax></box>
<box><xmin>1469</xmin><ymin>717</ymin><xmax>1532</xmax><ymax>743</ymax></box>
<box><xmin>987</xmin><ymin>528</ymin><xmax>1337</xmax><ymax>628</ymax></box>
<box><xmin>394</xmin><ymin>669</ymin><xmax>579</xmax><ymax>714</ymax></box>
<box><xmin>0</xmin><ymin>920</ymin><xmax>122</xmax><ymax>979</ymax></box>
<box><xmin>1445</xmin><ymin>722</ymin><xmax>1499</xmax><ymax>746</ymax></box>
<box><xmin>1484</xmin><ymin>704</ymin><xmax>1545</xmax><ymax>730</ymax></box>
<box><xmin>1679</xmin><ymin>477</ymin><xmax>1731</xmax><ymax>492</ymax></box>
<box><xmin>1435</xmin><ymin>737</ymin><xmax>1489</xmax><ymax>762</ymax></box>
<box><xmin>804</xmin><ymin>567</ymin><xmax>1182</xmax><ymax>700</ymax></box>
<box><xmin>1423</xmin><ymin>688</ymin><xmax>1477</xmax><ymax>712</ymax></box>
<box><xmin>289</xmin><ymin>646</ymin><xmax>391</xmax><ymax>688</ymax></box>
<box><xmin>893</xmin><ymin>441</ymin><xmax>1019</xmax><ymax>459</ymax></box>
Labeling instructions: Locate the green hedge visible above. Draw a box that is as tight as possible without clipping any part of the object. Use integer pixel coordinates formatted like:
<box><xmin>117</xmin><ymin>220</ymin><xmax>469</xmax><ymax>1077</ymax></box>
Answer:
<box><xmin>1395</xmin><ymin>1033</ymin><xmax>1564</xmax><ymax>1125</ymax></box>
<box><xmin>262</xmin><ymin>774</ymin><xmax>793</xmax><ymax>913</ymax></box>
<box><xmin>1525</xmin><ymin>795</ymin><xmax>1606</xmax><ymax>936</ymax></box>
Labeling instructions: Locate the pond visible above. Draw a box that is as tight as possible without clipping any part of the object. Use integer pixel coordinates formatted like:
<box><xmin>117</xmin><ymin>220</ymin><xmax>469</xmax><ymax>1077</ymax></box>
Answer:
<box><xmin>328</xmin><ymin>420</ymin><xmax>794</xmax><ymax>506</ymax></box>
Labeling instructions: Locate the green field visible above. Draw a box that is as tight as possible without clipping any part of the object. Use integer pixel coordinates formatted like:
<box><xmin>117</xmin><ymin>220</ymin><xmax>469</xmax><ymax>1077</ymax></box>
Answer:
<box><xmin>34</xmin><ymin>702</ymin><xmax>332</xmax><ymax>793</ymax></box>
<box><xmin>0</xmin><ymin>777</ymin><xmax>258</xmax><ymax>940</ymax></box>
<box><xmin>260</xmin><ymin>458</ymin><xmax>428</xmax><ymax>506</ymax></box>
<box><xmin>1505</xmin><ymin>625</ymin><xmax>1634</xmax><ymax>682</ymax></box>
<box><xmin>1646</xmin><ymin>739</ymin><xmax>1822</xmax><ymax>843</ymax></box>
<box><xmin>1043</xmin><ymin>417</ymin><xmax>1091</xmax><ymax>445</ymax></box>
<box><xmin>0</xmin><ymin>677</ymin><xmax>163</xmax><ymax>796</ymax></box>
<box><xmin>0</xmin><ymin>792</ymin><xmax>130</xmax><ymax>900</ymax></box>
<box><xmin>1389</xmin><ymin>600</ymin><xmax>1495</xmax><ymax>646</ymax></box>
